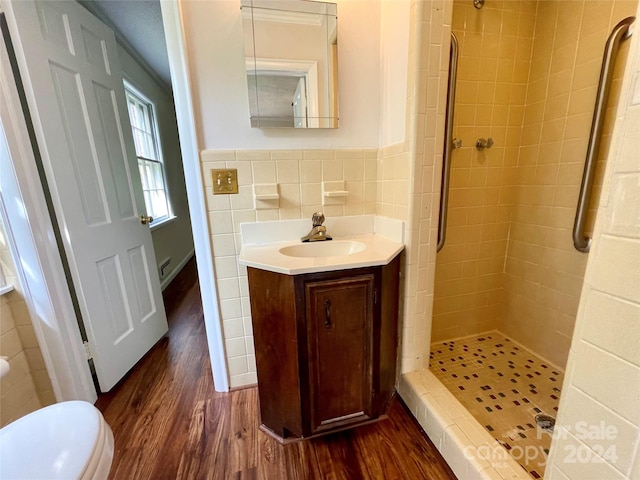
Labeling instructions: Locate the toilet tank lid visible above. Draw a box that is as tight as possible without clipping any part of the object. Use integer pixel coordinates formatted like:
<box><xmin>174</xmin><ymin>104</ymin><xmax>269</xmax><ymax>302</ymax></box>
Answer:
<box><xmin>0</xmin><ymin>400</ymin><xmax>104</xmax><ymax>479</ymax></box>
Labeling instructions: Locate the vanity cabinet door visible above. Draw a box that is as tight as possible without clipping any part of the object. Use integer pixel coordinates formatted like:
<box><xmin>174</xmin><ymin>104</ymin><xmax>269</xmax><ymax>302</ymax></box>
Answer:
<box><xmin>305</xmin><ymin>274</ymin><xmax>375</xmax><ymax>434</ymax></box>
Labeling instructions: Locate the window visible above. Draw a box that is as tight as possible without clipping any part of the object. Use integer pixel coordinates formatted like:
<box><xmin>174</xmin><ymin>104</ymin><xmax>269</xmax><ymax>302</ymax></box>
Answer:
<box><xmin>124</xmin><ymin>82</ymin><xmax>171</xmax><ymax>224</ymax></box>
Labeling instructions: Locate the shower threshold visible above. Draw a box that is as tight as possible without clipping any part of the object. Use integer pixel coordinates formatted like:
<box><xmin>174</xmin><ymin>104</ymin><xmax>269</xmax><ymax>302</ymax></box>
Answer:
<box><xmin>398</xmin><ymin>331</ymin><xmax>564</xmax><ymax>480</ymax></box>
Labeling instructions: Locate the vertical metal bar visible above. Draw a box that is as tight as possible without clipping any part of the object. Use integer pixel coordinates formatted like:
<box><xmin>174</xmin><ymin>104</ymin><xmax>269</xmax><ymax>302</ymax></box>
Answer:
<box><xmin>573</xmin><ymin>16</ymin><xmax>635</xmax><ymax>252</ymax></box>
<box><xmin>437</xmin><ymin>32</ymin><xmax>459</xmax><ymax>252</ymax></box>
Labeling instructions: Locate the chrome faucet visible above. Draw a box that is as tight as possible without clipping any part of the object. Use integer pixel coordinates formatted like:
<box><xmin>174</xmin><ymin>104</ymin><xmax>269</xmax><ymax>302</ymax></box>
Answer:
<box><xmin>301</xmin><ymin>212</ymin><xmax>332</xmax><ymax>242</ymax></box>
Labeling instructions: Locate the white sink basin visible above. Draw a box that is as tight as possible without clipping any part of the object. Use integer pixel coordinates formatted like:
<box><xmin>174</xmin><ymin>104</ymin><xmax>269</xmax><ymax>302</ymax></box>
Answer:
<box><xmin>279</xmin><ymin>240</ymin><xmax>366</xmax><ymax>258</ymax></box>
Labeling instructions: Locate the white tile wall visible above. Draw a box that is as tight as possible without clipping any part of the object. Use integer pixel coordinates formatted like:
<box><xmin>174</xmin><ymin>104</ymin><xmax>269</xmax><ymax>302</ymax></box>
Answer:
<box><xmin>391</xmin><ymin>0</ymin><xmax>452</xmax><ymax>374</ymax></box>
<box><xmin>398</xmin><ymin>370</ymin><xmax>530</xmax><ymax>480</ymax></box>
<box><xmin>580</xmin><ymin>291</ymin><xmax>640</xmax><ymax>365</ymax></box>
<box><xmin>546</xmin><ymin>5</ymin><xmax>640</xmax><ymax>476</ymax></box>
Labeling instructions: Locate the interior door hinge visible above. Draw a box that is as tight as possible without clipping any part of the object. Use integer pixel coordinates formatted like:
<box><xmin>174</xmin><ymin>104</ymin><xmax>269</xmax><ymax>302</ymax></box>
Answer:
<box><xmin>374</xmin><ymin>289</ymin><xmax>378</xmax><ymax>305</ymax></box>
<box><xmin>83</xmin><ymin>341</ymin><xmax>93</xmax><ymax>360</ymax></box>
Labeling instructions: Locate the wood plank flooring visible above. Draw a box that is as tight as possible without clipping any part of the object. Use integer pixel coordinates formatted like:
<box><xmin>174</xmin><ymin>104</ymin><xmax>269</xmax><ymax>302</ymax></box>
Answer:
<box><xmin>96</xmin><ymin>258</ymin><xmax>457</xmax><ymax>480</ymax></box>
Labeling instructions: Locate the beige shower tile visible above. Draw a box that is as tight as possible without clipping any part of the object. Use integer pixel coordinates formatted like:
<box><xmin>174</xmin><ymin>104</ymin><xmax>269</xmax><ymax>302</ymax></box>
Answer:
<box><xmin>455</xmin><ymin>104</ymin><xmax>476</xmax><ymax>128</ymax></box>
<box><xmin>550</xmin><ymin>41</ymin><xmax>578</xmax><ymax>74</ymax></box>
<box><xmin>535</xmin><ymin>143</ymin><xmax>561</xmax><ymax>166</ymax></box>
<box><xmin>555</xmin><ymin>11</ymin><xmax>581</xmax><ymax>47</ymax></box>
<box><xmin>555</xmin><ymin>162</ymin><xmax>583</xmax><ymax>186</ymax></box>
<box><xmin>521</xmin><ymin>123</ymin><xmax>542</xmax><ymax>146</ymax></box>
<box><xmin>518</xmin><ymin>11</ymin><xmax>536</xmax><ymax>38</ymax></box>
<box><xmin>457</xmin><ymin>80</ymin><xmax>480</xmax><ymax>104</ymax></box>
<box><xmin>475</xmin><ymin>105</ymin><xmax>493</xmax><ymax>126</ymax></box>
<box><xmin>492</xmin><ymin>83</ymin><xmax>510</xmax><ymax>106</ymax></box>
<box><xmin>458</xmin><ymin>57</ymin><xmax>481</xmax><ymax>83</ymax></box>
<box><xmin>563</xmin><ymin>113</ymin><xmax>591</xmax><ymax>141</ymax></box>
<box><xmin>540</xmin><ymin>119</ymin><xmax>566</xmax><ymax>144</ymax></box>
<box><xmin>568</xmin><ymin>86</ymin><xmax>598</xmax><ymax>116</ymax></box>
<box><xmin>581</xmin><ymin>2</ymin><xmax>614</xmax><ymax>38</ymax></box>
<box><xmin>577</xmin><ymin>31</ymin><xmax>610</xmax><ymax>69</ymax></box>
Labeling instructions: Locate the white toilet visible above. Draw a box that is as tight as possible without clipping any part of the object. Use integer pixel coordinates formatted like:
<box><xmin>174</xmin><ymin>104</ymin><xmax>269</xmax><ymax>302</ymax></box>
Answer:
<box><xmin>0</xmin><ymin>400</ymin><xmax>114</xmax><ymax>479</ymax></box>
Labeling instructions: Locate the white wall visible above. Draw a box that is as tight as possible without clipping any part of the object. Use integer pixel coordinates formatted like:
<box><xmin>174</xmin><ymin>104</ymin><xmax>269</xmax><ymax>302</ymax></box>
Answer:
<box><xmin>181</xmin><ymin>0</ymin><xmax>382</xmax><ymax>149</ymax></box>
<box><xmin>118</xmin><ymin>45</ymin><xmax>195</xmax><ymax>286</ymax></box>
<box><xmin>379</xmin><ymin>0</ymin><xmax>410</xmax><ymax>146</ymax></box>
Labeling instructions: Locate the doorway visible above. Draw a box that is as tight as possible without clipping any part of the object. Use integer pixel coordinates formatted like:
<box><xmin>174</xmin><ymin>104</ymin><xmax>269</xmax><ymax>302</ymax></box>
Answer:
<box><xmin>0</xmin><ymin>0</ymin><xmax>229</xmax><ymax>402</ymax></box>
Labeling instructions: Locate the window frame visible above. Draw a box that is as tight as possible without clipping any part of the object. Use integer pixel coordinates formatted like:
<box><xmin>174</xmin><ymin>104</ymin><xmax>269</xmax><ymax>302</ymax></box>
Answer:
<box><xmin>123</xmin><ymin>80</ymin><xmax>173</xmax><ymax>227</ymax></box>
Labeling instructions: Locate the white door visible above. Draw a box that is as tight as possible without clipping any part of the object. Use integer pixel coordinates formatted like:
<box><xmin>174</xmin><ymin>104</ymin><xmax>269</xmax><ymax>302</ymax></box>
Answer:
<box><xmin>3</xmin><ymin>0</ymin><xmax>168</xmax><ymax>391</ymax></box>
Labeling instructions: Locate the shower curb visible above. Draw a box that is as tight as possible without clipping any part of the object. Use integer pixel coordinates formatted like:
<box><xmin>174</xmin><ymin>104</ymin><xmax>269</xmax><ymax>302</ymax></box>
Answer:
<box><xmin>399</xmin><ymin>370</ymin><xmax>532</xmax><ymax>480</ymax></box>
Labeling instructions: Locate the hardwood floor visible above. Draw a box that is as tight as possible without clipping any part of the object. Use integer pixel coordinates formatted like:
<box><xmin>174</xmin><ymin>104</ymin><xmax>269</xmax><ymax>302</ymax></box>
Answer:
<box><xmin>96</xmin><ymin>258</ymin><xmax>457</xmax><ymax>480</ymax></box>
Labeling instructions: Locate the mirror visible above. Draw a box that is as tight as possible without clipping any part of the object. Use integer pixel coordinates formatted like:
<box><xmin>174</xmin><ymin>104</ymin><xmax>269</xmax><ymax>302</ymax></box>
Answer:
<box><xmin>241</xmin><ymin>0</ymin><xmax>338</xmax><ymax>128</ymax></box>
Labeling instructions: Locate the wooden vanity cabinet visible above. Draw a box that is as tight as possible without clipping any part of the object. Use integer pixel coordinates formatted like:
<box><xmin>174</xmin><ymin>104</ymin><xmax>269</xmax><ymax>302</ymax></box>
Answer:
<box><xmin>246</xmin><ymin>254</ymin><xmax>401</xmax><ymax>442</ymax></box>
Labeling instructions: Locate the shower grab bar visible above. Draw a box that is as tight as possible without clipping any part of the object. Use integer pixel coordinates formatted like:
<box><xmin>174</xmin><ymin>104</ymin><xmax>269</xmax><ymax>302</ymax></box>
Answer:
<box><xmin>573</xmin><ymin>16</ymin><xmax>635</xmax><ymax>253</ymax></box>
<box><xmin>437</xmin><ymin>32</ymin><xmax>459</xmax><ymax>252</ymax></box>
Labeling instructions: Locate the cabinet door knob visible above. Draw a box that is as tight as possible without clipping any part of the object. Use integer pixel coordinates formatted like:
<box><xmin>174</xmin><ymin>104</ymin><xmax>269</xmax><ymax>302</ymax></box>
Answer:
<box><xmin>324</xmin><ymin>299</ymin><xmax>332</xmax><ymax>329</ymax></box>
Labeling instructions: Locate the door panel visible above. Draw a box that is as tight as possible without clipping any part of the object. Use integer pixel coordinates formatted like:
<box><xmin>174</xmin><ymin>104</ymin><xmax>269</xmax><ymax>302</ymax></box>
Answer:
<box><xmin>5</xmin><ymin>0</ymin><xmax>168</xmax><ymax>391</ymax></box>
<box><xmin>96</xmin><ymin>255</ymin><xmax>134</xmax><ymax>341</ymax></box>
<box><xmin>128</xmin><ymin>245</ymin><xmax>155</xmax><ymax>322</ymax></box>
<box><xmin>81</xmin><ymin>26</ymin><xmax>111</xmax><ymax>74</ymax></box>
<box><xmin>36</xmin><ymin>1</ymin><xmax>73</xmax><ymax>53</ymax></box>
<box><xmin>92</xmin><ymin>82</ymin><xmax>136</xmax><ymax>219</ymax></box>
<box><xmin>49</xmin><ymin>62</ymin><xmax>111</xmax><ymax>225</ymax></box>
<box><xmin>306</xmin><ymin>274</ymin><xmax>374</xmax><ymax>434</ymax></box>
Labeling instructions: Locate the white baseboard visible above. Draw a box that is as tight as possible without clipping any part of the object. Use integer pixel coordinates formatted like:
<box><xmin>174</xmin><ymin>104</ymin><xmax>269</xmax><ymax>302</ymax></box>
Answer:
<box><xmin>160</xmin><ymin>249</ymin><xmax>195</xmax><ymax>291</ymax></box>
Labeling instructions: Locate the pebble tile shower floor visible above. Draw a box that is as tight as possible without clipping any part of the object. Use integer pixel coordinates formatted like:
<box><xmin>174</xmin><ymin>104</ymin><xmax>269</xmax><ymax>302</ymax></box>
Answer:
<box><xmin>429</xmin><ymin>332</ymin><xmax>564</xmax><ymax>479</ymax></box>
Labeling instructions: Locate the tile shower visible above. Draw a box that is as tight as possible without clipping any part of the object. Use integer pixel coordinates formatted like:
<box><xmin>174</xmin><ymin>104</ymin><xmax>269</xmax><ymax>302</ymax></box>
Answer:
<box><xmin>425</xmin><ymin>0</ymin><xmax>637</xmax><ymax>477</ymax></box>
<box><xmin>430</xmin><ymin>332</ymin><xmax>564</xmax><ymax>477</ymax></box>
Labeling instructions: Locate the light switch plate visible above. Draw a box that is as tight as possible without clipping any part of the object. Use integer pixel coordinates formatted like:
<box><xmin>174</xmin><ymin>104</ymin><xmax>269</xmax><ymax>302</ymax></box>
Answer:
<box><xmin>211</xmin><ymin>169</ymin><xmax>239</xmax><ymax>194</ymax></box>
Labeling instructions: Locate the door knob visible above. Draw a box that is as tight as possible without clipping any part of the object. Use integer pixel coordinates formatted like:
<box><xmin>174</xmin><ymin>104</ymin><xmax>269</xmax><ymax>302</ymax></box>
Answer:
<box><xmin>140</xmin><ymin>214</ymin><xmax>153</xmax><ymax>225</ymax></box>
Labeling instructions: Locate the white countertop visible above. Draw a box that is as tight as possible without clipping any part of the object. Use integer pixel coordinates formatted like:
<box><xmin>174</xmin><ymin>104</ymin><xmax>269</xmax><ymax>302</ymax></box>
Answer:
<box><xmin>238</xmin><ymin>215</ymin><xmax>405</xmax><ymax>275</ymax></box>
